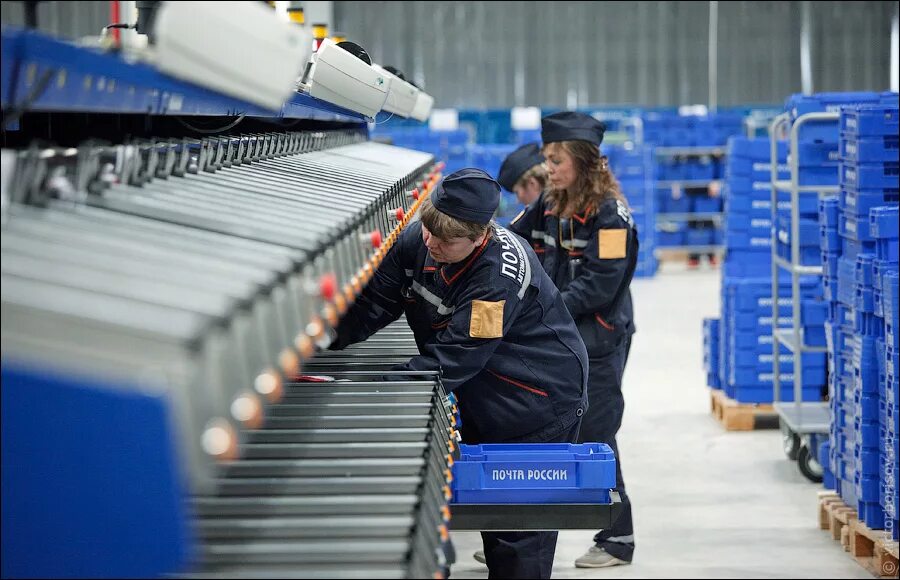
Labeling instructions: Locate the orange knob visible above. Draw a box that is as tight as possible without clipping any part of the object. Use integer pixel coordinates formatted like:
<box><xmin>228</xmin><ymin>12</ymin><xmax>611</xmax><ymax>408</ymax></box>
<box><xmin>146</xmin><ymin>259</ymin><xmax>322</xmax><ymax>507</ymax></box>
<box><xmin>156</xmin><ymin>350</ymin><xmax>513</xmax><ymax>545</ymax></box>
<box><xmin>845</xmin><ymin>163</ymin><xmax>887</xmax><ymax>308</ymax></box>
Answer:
<box><xmin>370</xmin><ymin>230</ymin><xmax>383</xmax><ymax>249</ymax></box>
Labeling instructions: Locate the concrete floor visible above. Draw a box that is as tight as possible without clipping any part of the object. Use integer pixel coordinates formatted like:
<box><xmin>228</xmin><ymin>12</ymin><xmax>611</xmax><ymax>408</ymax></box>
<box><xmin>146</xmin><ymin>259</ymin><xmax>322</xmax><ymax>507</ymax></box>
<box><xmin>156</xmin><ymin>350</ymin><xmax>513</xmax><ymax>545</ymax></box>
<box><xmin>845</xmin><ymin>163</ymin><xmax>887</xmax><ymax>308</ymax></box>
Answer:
<box><xmin>449</xmin><ymin>265</ymin><xmax>872</xmax><ymax>579</ymax></box>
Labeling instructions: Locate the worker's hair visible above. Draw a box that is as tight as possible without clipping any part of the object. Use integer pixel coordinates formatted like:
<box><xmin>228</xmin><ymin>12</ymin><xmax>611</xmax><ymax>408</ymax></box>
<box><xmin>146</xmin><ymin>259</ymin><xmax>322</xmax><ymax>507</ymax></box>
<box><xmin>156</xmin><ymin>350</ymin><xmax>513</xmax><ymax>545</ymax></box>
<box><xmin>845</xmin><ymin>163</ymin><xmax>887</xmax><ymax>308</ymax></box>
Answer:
<box><xmin>418</xmin><ymin>195</ymin><xmax>492</xmax><ymax>241</ymax></box>
<box><xmin>514</xmin><ymin>163</ymin><xmax>548</xmax><ymax>192</ymax></box>
<box><xmin>542</xmin><ymin>140</ymin><xmax>627</xmax><ymax>218</ymax></box>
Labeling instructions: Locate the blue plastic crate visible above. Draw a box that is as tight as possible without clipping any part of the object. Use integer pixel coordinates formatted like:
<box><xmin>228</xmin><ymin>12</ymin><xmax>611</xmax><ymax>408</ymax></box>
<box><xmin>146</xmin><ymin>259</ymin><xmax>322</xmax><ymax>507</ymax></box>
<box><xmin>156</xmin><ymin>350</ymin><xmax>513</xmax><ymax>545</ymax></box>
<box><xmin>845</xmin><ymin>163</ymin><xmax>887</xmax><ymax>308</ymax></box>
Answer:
<box><xmin>872</xmin><ymin>258</ymin><xmax>900</xmax><ymax>290</ymax></box>
<box><xmin>842</xmin><ymin>163</ymin><xmax>900</xmax><ymax>190</ymax></box>
<box><xmin>728</xmin><ymin>137</ymin><xmax>788</xmax><ymax>161</ymax></box>
<box><xmin>798</xmin><ymin>164</ymin><xmax>841</xmax><ymax>186</ymax></box>
<box><xmin>801</xmin><ymin>300</ymin><xmax>829</xmax><ymax>326</ymax></box>
<box><xmin>452</xmin><ymin>443</ymin><xmax>616</xmax><ymax>504</ymax></box>
<box><xmin>840</xmin><ymin>104</ymin><xmax>900</xmax><ymax>137</ymax></box>
<box><xmin>823</xmin><ymin>251</ymin><xmax>841</xmax><ymax>278</ymax></box>
<box><xmin>777</xmin><ymin>240</ymin><xmax>821</xmax><ymax>266</ymax></box>
<box><xmin>686</xmin><ymin>228</ymin><xmax>715</xmax><ymax>247</ymax></box>
<box><xmin>854</xmin><ymin>390</ymin><xmax>881</xmax><ymax>422</ymax></box>
<box><xmin>840</xmin><ymin>135</ymin><xmax>899</xmax><ymax>163</ymax></box>
<box><xmin>692</xmin><ymin>195</ymin><xmax>722</xmax><ymax>213</ymax></box>
<box><xmin>840</xmin><ymin>215</ymin><xmax>875</xmax><ymax>243</ymax></box>
<box><xmin>855</xmin><ymin>309</ymin><xmax>882</xmax><ymax>337</ymax></box>
<box><xmin>824</xmin><ymin>275</ymin><xmax>839</xmax><ymax>301</ymax></box>
<box><xmin>854</xmin><ymin>445</ymin><xmax>882</xmax><ymax>476</ymax></box>
<box><xmin>841</xmin><ymin>187</ymin><xmax>900</xmax><ymax>218</ymax></box>
<box><xmin>787</xmin><ymin>92</ymin><xmax>883</xmax><ymax>119</ymax></box>
<box><xmin>871</xmin><ymin>206</ymin><xmax>900</xmax><ymax>257</ymax></box>
<box><xmin>819</xmin><ymin>195</ymin><xmax>842</xmax><ymax>227</ymax></box>
<box><xmin>728</xmin><ymin>385</ymin><xmax>822</xmax><ymax>404</ymax></box>
<box><xmin>856</xmin><ymin>253</ymin><xmax>876</xmax><ymax>287</ymax></box>
<box><xmin>797</xmin><ymin>141</ymin><xmax>841</xmax><ymax>166</ymax></box>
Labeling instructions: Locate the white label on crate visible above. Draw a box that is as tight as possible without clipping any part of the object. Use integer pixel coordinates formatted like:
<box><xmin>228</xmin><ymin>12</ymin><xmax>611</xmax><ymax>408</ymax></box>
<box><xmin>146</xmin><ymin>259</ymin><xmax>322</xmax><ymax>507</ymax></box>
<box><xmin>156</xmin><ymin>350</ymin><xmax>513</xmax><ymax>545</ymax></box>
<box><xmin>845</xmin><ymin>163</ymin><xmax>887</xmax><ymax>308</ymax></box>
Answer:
<box><xmin>429</xmin><ymin>109</ymin><xmax>459</xmax><ymax>131</ymax></box>
<box><xmin>829</xmin><ymin>151</ymin><xmax>840</xmax><ymax>161</ymax></box>
<box><xmin>752</xmin><ymin>181</ymin><xmax>771</xmax><ymax>191</ymax></box>
<box><xmin>510</xmin><ymin>106</ymin><xmax>542</xmax><ymax>131</ymax></box>
<box><xmin>491</xmin><ymin>469</ymin><xmax>569</xmax><ymax>481</ymax></box>
<box><xmin>750</xmin><ymin>238</ymin><xmax>771</xmax><ymax>247</ymax></box>
<box><xmin>759</xmin><ymin>298</ymin><xmax>793</xmax><ymax>307</ymax></box>
<box><xmin>751</xmin><ymin>219</ymin><xmax>772</xmax><ymax>228</ymax></box>
<box><xmin>759</xmin><ymin>335</ymin><xmax>774</xmax><ymax>345</ymax></box>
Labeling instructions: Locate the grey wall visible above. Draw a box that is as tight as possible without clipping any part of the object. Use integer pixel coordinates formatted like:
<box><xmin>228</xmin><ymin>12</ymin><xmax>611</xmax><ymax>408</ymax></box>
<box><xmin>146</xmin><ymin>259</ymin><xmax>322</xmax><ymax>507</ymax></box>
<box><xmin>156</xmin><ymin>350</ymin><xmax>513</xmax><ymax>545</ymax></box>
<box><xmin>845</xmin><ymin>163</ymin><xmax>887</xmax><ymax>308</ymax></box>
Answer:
<box><xmin>335</xmin><ymin>0</ymin><xmax>897</xmax><ymax>108</ymax></box>
<box><xmin>1</xmin><ymin>1</ymin><xmax>110</xmax><ymax>40</ymax></box>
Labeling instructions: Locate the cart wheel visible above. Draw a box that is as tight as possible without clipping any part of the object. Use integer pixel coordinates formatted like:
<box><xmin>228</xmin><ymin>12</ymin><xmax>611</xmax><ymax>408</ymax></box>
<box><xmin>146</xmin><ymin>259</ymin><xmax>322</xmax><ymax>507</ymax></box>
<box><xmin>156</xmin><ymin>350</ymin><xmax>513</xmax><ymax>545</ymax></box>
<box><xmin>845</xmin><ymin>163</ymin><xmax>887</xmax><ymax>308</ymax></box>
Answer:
<box><xmin>781</xmin><ymin>419</ymin><xmax>800</xmax><ymax>460</ymax></box>
<box><xmin>798</xmin><ymin>443</ymin><xmax>823</xmax><ymax>483</ymax></box>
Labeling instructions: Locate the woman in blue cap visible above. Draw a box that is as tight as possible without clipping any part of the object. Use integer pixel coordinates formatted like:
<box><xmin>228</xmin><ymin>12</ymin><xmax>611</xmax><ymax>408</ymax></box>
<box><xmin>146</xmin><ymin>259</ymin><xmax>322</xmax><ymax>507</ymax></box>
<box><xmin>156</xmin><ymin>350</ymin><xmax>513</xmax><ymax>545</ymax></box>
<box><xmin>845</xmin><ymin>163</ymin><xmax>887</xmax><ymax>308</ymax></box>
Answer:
<box><xmin>497</xmin><ymin>142</ymin><xmax>548</xmax><ymax>208</ymax></box>
<box><xmin>330</xmin><ymin>167</ymin><xmax>590</xmax><ymax>579</ymax></box>
<box><xmin>508</xmin><ymin>111</ymin><xmax>639</xmax><ymax>568</ymax></box>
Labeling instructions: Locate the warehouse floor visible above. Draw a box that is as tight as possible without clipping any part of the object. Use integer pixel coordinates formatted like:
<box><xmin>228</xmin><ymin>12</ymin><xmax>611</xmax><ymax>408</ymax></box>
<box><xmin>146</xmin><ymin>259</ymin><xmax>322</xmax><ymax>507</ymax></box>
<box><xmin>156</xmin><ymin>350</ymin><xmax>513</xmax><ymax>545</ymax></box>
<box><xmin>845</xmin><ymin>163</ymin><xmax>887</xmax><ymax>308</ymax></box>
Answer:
<box><xmin>450</xmin><ymin>265</ymin><xmax>872</xmax><ymax>579</ymax></box>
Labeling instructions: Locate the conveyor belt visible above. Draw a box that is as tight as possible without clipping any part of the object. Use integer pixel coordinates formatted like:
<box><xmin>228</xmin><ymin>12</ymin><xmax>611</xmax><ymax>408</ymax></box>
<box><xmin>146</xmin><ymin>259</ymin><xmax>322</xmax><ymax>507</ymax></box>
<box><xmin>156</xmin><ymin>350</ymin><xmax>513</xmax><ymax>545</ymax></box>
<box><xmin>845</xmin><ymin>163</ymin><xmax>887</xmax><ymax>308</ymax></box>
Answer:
<box><xmin>2</xmin><ymin>129</ymin><xmax>454</xmax><ymax>578</ymax></box>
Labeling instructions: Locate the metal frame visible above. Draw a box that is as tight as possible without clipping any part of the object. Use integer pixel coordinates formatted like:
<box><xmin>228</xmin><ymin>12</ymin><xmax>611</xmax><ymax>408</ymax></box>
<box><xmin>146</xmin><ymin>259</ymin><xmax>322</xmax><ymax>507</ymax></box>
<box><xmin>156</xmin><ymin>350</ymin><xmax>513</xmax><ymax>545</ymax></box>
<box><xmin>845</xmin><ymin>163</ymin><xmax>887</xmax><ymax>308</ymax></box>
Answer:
<box><xmin>769</xmin><ymin>111</ymin><xmax>839</xmax><ymax>435</ymax></box>
<box><xmin>1</xmin><ymin>27</ymin><xmax>366</xmax><ymax>123</ymax></box>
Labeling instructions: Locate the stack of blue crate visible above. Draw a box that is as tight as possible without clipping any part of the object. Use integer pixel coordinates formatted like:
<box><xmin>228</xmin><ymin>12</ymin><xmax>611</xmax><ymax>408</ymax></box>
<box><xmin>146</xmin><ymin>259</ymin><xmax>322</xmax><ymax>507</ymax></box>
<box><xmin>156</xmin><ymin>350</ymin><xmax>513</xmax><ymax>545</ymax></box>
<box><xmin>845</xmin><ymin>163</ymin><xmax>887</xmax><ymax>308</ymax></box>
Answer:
<box><xmin>607</xmin><ymin>146</ymin><xmax>657</xmax><ymax>277</ymax></box>
<box><xmin>704</xmin><ymin>318</ymin><xmax>721</xmax><ymax>389</ymax></box>
<box><xmin>883</xmin><ymin>267</ymin><xmax>900</xmax><ymax>540</ymax></box>
<box><xmin>723</xmin><ymin>137</ymin><xmax>789</xmax><ymax>279</ymax></box>
<box><xmin>822</xmin><ymin>99</ymin><xmax>899</xmax><ymax>538</ymax></box>
<box><xmin>370</xmin><ymin>127</ymin><xmax>471</xmax><ymax>174</ymax></box>
<box><xmin>722</xmin><ymin>277</ymin><xmax>826</xmax><ymax>403</ymax></box>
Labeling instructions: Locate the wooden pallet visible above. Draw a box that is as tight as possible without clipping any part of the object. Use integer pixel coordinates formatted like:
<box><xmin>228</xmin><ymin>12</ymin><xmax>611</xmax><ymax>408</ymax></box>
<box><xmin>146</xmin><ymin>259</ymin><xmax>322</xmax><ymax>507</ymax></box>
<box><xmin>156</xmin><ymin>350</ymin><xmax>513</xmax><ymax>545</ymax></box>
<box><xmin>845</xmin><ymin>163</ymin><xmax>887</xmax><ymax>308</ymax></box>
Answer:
<box><xmin>819</xmin><ymin>492</ymin><xmax>858</xmax><ymax>549</ymax></box>
<box><xmin>818</xmin><ymin>492</ymin><xmax>898</xmax><ymax>577</ymax></box>
<box><xmin>709</xmin><ymin>389</ymin><xmax>778</xmax><ymax>431</ymax></box>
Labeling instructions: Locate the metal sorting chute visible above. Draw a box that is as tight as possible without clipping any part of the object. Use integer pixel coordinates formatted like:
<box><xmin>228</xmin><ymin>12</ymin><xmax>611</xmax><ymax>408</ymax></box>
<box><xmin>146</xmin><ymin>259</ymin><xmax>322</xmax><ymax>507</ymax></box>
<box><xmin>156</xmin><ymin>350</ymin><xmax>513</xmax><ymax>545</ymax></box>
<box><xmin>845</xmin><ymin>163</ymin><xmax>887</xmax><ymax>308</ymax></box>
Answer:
<box><xmin>191</xmin><ymin>321</ymin><xmax>459</xmax><ymax>578</ymax></box>
<box><xmin>0</xmin><ymin>130</ymin><xmax>444</xmax><ymax>497</ymax></box>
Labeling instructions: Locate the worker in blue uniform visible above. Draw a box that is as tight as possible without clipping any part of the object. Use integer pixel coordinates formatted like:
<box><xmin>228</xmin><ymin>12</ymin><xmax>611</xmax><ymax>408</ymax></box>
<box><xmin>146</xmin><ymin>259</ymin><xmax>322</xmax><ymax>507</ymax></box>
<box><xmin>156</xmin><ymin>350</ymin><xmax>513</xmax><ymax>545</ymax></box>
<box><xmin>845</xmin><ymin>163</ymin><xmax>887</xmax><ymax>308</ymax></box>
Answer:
<box><xmin>497</xmin><ymin>142</ymin><xmax>547</xmax><ymax>207</ymax></box>
<box><xmin>508</xmin><ymin>112</ymin><xmax>639</xmax><ymax>568</ymax></box>
<box><xmin>330</xmin><ymin>167</ymin><xmax>590</xmax><ymax>579</ymax></box>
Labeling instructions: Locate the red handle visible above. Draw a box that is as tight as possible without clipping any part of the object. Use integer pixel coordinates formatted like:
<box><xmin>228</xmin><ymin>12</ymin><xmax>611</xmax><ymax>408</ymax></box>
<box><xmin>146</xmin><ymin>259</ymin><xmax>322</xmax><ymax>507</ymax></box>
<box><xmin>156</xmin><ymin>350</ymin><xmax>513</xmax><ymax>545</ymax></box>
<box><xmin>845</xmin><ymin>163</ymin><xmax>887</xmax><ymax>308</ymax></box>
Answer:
<box><xmin>319</xmin><ymin>273</ymin><xmax>337</xmax><ymax>301</ymax></box>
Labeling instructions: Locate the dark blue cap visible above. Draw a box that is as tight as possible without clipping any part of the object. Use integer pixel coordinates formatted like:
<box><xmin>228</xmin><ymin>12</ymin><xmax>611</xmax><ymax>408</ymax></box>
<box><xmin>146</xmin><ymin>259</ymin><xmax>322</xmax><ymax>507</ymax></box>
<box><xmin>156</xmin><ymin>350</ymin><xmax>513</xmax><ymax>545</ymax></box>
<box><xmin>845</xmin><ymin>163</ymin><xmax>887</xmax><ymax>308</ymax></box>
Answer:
<box><xmin>432</xmin><ymin>168</ymin><xmax>500</xmax><ymax>225</ymax></box>
<box><xmin>497</xmin><ymin>143</ymin><xmax>545</xmax><ymax>192</ymax></box>
<box><xmin>541</xmin><ymin>111</ymin><xmax>606</xmax><ymax>146</ymax></box>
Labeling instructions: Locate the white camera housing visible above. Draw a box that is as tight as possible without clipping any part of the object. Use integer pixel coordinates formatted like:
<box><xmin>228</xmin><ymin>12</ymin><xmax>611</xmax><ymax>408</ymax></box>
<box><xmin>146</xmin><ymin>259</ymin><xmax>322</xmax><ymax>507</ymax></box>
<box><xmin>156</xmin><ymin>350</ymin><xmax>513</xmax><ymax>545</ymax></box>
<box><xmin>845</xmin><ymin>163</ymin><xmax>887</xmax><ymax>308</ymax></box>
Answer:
<box><xmin>410</xmin><ymin>92</ymin><xmax>435</xmax><ymax>122</ymax></box>
<box><xmin>373</xmin><ymin>65</ymin><xmax>419</xmax><ymax>118</ymax></box>
<box><xmin>303</xmin><ymin>39</ymin><xmax>389</xmax><ymax>118</ymax></box>
<box><xmin>153</xmin><ymin>1</ymin><xmax>311</xmax><ymax>111</ymax></box>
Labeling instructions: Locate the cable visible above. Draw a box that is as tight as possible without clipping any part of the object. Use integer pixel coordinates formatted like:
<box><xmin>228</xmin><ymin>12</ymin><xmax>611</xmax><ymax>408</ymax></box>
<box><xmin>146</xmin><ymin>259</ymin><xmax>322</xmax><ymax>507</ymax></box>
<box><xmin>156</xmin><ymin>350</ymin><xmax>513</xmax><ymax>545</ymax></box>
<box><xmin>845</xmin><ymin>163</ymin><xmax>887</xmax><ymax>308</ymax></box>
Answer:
<box><xmin>2</xmin><ymin>68</ymin><xmax>57</xmax><ymax>130</ymax></box>
<box><xmin>174</xmin><ymin>114</ymin><xmax>247</xmax><ymax>135</ymax></box>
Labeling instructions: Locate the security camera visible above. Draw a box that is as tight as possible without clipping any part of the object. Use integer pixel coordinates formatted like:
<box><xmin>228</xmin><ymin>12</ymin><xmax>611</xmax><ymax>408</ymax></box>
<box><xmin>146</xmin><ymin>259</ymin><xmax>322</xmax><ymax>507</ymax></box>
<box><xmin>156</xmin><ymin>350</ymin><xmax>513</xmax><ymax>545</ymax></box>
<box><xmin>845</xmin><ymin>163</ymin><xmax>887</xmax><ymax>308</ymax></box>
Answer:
<box><xmin>301</xmin><ymin>38</ymin><xmax>389</xmax><ymax>118</ymax></box>
<box><xmin>373</xmin><ymin>64</ymin><xmax>419</xmax><ymax>118</ymax></box>
<box><xmin>410</xmin><ymin>91</ymin><xmax>434</xmax><ymax>122</ymax></box>
<box><xmin>153</xmin><ymin>1</ymin><xmax>311</xmax><ymax>111</ymax></box>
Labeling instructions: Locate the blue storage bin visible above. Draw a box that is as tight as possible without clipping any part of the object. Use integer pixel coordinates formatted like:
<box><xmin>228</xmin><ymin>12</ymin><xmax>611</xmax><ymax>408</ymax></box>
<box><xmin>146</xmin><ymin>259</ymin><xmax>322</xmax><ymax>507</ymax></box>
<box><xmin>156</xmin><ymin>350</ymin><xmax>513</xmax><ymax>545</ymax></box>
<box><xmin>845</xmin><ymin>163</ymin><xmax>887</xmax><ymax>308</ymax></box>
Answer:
<box><xmin>842</xmin><ymin>163</ymin><xmax>900</xmax><ymax>190</ymax></box>
<box><xmin>686</xmin><ymin>228</ymin><xmax>715</xmax><ymax>247</ymax></box>
<box><xmin>692</xmin><ymin>195</ymin><xmax>723</xmax><ymax>213</ymax></box>
<box><xmin>819</xmin><ymin>196</ymin><xmax>841</xmax><ymax>228</ymax></box>
<box><xmin>840</xmin><ymin>215</ymin><xmax>875</xmax><ymax>243</ymax></box>
<box><xmin>840</xmin><ymin>104</ymin><xmax>900</xmax><ymax>137</ymax></box>
<box><xmin>452</xmin><ymin>443</ymin><xmax>616</xmax><ymax>504</ymax></box>
<box><xmin>801</xmin><ymin>300</ymin><xmax>828</xmax><ymax>326</ymax></box>
<box><xmin>729</xmin><ymin>157</ymin><xmax>753</xmax><ymax>176</ymax></box>
<box><xmin>729</xmin><ymin>385</ymin><xmax>822</xmax><ymax>404</ymax></box>
<box><xmin>662</xmin><ymin>193</ymin><xmax>691</xmax><ymax>214</ymax></box>
<box><xmin>840</xmin><ymin>135</ymin><xmax>899</xmax><ymax>163</ymax></box>
<box><xmin>841</xmin><ymin>187</ymin><xmax>900</xmax><ymax>218</ymax></box>
<box><xmin>786</xmin><ymin>92</ymin><xmax>883</xmax><ymax>119</ymax></box>
<box><xmin>853</xmin><ymin>445</ymin><xmax>881</xmax><ymax>476</ymax></box>
<box><xmin>870</xmin><ymin>205</ymin><xmax>900</xmax><ymax>242</ymax></box>
<box><xmin>798</xmin><ymin>141</ymin><xmax>841</xmax><ymax>166</ymax></box>
<box><xmin>798</xmin><ymin>164</ymin><xmax>841</xmax><ymax>186</ymax></box>
<box><xmin>823</xmin><ymin>251</ymin><xmax>841</xmax><ymax>277</ymax></box>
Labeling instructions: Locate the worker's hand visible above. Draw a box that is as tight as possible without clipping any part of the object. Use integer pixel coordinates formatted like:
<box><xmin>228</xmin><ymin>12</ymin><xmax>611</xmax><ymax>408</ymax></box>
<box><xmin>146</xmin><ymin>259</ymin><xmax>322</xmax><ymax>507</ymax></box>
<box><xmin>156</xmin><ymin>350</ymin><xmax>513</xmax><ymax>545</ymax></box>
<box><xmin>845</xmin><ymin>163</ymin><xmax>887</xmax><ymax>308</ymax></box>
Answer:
<box><xmin>708</xmin><ymin>180</ymin><xmax>721</xmax><ymax>198</ymax></box>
